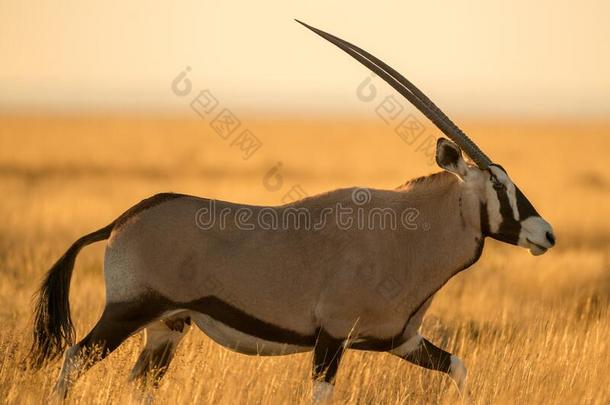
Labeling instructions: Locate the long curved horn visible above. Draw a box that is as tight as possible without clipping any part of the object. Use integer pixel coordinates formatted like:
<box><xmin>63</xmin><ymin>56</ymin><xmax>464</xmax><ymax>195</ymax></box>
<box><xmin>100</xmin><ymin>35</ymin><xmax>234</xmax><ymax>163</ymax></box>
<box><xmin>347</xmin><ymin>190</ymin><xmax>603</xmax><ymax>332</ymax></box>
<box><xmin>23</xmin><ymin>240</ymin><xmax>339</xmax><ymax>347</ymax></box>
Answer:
<box><xmin>296</xmin><ymin>19</ymin><xmax>492</xmax><ymax>168</ymax></box>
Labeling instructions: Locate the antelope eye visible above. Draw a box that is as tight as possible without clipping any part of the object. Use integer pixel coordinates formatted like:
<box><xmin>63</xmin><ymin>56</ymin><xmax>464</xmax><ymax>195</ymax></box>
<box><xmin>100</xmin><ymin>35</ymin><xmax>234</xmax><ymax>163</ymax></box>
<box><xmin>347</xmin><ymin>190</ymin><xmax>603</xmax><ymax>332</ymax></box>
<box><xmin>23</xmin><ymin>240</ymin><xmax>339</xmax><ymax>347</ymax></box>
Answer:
<box><xmin>492</xmin><ymin>178</ymin><xmax>505</xmax><ymax>190</ymax></box>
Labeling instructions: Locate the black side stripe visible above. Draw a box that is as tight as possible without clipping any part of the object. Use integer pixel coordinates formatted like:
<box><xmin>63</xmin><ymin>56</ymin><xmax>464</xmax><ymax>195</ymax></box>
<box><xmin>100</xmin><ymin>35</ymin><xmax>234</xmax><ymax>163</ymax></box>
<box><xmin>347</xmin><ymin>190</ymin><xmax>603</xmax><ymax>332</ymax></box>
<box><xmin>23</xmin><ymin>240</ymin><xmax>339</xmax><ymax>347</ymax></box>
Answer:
<box><xmin>108</xmin><ymin>291</ymin><xmax>316</xmax><ymax>347</ymax></box>
<box><xmin>184</xmin><ymin>296</ymin><xmax>316</xmax><ymax>347</ymax></box>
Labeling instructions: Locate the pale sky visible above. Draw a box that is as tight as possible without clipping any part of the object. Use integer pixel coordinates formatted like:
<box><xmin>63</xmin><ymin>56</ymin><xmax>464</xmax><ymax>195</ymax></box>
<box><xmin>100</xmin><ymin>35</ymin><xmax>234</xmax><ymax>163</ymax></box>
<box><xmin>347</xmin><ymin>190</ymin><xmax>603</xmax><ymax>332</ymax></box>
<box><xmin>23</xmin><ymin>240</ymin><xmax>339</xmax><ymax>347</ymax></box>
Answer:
<box><xmin>1</xmin><ymin>1</ymin><xmax>609</xmax><ymax>118</ymax></box>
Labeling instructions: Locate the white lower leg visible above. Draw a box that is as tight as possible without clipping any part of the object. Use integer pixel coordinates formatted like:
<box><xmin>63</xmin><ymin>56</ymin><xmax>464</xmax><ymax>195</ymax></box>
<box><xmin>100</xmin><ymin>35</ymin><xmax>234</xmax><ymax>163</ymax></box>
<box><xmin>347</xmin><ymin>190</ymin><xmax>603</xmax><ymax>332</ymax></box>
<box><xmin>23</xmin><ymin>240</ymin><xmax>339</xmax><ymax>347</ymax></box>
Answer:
<box><xmin>54</xmin><ymin>345</ymin><xmax>83</xmax><ymax>398</ymax></box>
<box><xmin>449</xmin><ymin>355</ymin><xmax>468</xmax><ymax>394</ymax></box>
<box><xmin>129</xmin><ymin>320</ymin><xmax>187</xmax><ymax>382</ymax></box>
<box><xmin>312</xmin><ymin>381</ymin><xmax>334</xmax><ymax>403</ymax></box>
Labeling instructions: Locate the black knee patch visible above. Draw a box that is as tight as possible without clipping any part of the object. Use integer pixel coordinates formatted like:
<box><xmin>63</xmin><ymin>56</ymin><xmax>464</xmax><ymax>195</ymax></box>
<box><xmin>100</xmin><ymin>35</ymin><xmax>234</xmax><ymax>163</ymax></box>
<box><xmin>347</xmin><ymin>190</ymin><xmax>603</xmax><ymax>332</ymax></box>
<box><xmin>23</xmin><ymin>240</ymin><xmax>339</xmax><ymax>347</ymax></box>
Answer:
<box><xmin>162</xmin><ymin>316</ymin><xmax>191</xmax><ymax>333</ymax></box>
<box><xmin>312</xmin><ymin>329</ymin><xmax>345</xmax><ymax>384</ymax></box>
<box><xmin>404</xmin><ymin>338</ymin><xmax>452</xmax><ymax>373</ymax></box>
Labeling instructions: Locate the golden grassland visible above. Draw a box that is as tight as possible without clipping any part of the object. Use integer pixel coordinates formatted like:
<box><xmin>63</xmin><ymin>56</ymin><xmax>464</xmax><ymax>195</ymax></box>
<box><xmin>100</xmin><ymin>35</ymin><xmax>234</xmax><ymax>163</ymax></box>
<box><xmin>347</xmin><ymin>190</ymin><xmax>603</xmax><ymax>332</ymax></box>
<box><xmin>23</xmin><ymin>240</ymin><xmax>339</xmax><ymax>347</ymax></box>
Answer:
<box><xmin>0</xmin><ymin>115</ymin><xmax>608</xmax><ymax>404</ymax></box>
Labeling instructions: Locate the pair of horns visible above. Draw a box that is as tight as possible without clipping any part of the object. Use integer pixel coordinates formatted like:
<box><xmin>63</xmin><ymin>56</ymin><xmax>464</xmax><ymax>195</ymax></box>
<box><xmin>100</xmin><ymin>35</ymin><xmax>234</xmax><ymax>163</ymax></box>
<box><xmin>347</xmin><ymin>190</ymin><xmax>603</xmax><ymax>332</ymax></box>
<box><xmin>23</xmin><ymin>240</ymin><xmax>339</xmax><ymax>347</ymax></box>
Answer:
<box><xmin>296</xmin><ymin>20</ymin><xmax>492</xmax><ymax>169</ymax></box>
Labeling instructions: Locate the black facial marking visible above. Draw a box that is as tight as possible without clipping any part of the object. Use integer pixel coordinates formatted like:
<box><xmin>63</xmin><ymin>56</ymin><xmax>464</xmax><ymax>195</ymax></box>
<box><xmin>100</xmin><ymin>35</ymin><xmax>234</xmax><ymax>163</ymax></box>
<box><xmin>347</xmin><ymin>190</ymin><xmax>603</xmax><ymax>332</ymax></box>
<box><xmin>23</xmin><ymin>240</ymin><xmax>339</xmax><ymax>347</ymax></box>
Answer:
<box><xmin>488</xmin><ymin>163</ymin><xmax>540</xmax><ymax>229</ymax></box>
<box><xmin>486</xmin><ymin>166</ymin><xmax>522</xmax><ymax>245</ymax></box>
<box><xmin>494</xmin><ymin>223</ymin><xmax>521</xmax><ymax>245</ymax></box>
<box><xmin>480</xmin><ymin>202</ymin><xmax>490</xmax><ymax>236</ymax></box>
<box><xmin>514</xmin><ymin>186</ymin><xmax>540</xmax><ymax>220</ymax></box>
<box><xmin>494</xmin><ymin>186</ymin><xmax>521</xmax><ymax>244</ymax></box>
<box><xmin>494</xmin><ymin>181</ymin><xmax>514</xmax><ymax>220</ymax></box>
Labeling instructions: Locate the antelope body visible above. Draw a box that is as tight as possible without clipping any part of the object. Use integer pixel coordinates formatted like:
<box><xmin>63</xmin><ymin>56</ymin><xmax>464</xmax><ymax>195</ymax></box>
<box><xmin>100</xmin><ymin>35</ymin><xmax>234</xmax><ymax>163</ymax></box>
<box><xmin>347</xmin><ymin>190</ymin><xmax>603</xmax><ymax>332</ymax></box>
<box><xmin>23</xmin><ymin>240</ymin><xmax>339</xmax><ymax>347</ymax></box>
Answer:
<box><xmin>29</xmin><ymin>21</ymin><xmax>555</xmax><ymax>402</ymax></box>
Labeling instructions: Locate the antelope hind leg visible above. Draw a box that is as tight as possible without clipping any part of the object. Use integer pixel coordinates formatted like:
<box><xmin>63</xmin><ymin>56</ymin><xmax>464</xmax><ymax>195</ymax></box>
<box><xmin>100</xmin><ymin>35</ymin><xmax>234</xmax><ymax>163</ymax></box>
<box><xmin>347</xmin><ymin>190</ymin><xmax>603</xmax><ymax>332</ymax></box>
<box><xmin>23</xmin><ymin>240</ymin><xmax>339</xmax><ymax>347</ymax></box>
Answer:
<box><xmin>311</xmin><ymin>330</ymin><xmax>345</xmax><ymax>404</ymax></box>
<box><xmin>129</xmin><ymin>313</ymin><xmax>191</xmax><ymax>387</ymax></box>
<box><xmin>54</xmin><ymin>302</ymin><xmax>152</xmax><ymax>398</ymax></box>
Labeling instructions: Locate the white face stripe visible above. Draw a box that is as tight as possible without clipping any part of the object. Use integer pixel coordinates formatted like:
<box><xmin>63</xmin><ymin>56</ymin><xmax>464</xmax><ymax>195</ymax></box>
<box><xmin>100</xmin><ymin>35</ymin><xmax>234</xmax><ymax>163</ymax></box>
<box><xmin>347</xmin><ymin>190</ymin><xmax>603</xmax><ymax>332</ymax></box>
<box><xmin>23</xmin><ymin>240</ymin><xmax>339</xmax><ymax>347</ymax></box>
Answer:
<box><xmin>488</xmin><ymin>166</ymin><xmax>520</xmax><ymax>222</ymax></box>
<box><xmin>449</xmin><ymin>355</ymin><xmax>468</xmax><ymax>394</ymax></box>
<box><xmin>506</xmin><ymin>182</ymin><xmax>519</xmax><ymax>221</ymax></box>
<box><xmin>485</xmin><ymin>181</ymin><xmax>502</xmax><ymax>233</ymax></box>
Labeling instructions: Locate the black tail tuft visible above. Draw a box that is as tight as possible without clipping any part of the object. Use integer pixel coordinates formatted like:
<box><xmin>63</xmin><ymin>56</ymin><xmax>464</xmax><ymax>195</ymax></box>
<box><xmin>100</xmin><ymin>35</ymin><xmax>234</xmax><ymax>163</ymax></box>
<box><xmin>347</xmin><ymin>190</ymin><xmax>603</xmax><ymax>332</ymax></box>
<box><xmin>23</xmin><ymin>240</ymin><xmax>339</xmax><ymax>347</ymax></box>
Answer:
<box><xmin>28</xmin><ymin>223</ymin><xmax>114</xmax><ymax>370</ymax></box>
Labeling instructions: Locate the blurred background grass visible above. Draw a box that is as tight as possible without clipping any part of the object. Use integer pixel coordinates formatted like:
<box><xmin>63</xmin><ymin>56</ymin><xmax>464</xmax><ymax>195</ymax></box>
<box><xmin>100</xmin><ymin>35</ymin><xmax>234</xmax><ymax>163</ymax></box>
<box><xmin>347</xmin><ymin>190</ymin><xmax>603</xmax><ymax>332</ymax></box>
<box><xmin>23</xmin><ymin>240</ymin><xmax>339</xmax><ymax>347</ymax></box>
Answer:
<box><xmin>0</xmin><ymin>115</ymin><xmax>608</xmax><ymax>404</ymax></box>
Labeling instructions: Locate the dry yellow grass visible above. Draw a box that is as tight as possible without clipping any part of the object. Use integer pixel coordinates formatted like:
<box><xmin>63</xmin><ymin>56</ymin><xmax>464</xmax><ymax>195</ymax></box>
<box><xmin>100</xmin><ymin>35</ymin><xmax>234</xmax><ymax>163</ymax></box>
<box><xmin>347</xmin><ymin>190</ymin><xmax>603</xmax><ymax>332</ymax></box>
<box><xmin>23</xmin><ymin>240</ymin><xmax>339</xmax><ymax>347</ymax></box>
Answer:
<box><xmin>0</xmin><ymin>115</ymin><xmax>608</xmax><ymax>404</ymax></box>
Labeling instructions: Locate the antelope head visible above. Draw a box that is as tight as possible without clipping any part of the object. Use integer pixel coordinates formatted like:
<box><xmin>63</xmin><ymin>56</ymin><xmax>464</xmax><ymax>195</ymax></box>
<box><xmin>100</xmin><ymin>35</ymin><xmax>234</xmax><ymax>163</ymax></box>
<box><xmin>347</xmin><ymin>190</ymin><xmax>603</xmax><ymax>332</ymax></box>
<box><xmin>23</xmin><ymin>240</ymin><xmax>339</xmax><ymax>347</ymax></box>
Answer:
<box><xmin>297</xmin><ymin>20</ymin><xmax>556</xmax><ymax>255</ymax></box>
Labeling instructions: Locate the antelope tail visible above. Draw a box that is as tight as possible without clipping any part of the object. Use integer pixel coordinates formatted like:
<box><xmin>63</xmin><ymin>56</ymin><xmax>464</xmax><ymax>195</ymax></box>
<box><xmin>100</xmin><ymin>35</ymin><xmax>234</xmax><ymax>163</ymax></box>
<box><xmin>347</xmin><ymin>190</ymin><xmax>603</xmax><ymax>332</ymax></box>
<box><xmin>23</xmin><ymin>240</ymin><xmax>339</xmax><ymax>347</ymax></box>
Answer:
<box><xmin>28</xmin><ymin>222</ymin><xmax>115</xmax><ymax>369</ymax></box>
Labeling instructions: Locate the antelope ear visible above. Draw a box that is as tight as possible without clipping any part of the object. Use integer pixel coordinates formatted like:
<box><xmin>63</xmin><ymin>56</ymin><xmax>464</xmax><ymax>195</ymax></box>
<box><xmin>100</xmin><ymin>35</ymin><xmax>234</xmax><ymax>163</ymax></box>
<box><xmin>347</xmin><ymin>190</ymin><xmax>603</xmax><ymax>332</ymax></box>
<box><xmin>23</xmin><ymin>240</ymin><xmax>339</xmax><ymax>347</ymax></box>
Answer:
<box><xmin>435</xmin><ymin>138</ymin><xmax>468</xmax><ymax>179</ymax></box>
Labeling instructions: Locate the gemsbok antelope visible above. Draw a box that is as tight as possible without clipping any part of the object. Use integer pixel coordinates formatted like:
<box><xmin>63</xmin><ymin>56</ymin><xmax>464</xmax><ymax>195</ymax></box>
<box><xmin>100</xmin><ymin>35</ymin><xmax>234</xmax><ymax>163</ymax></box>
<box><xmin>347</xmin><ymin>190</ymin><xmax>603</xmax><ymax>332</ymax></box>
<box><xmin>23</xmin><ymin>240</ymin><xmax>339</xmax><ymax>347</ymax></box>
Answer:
<box><xmin>29</xmin><ymin>21</ymin><xmax>556</xmax><ymax>402</ymax></box>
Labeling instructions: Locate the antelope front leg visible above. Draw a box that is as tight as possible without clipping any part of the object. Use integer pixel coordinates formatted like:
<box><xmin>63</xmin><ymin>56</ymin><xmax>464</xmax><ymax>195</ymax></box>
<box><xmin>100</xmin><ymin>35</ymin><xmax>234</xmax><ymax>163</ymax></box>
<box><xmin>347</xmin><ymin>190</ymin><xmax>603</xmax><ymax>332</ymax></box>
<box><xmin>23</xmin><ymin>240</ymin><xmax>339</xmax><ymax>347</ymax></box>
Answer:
<box><xmin>311</xmin><ymin>330</ymin><xmax>345</xmax><ymax>403</ymax></box>
<box><xmin>390</xmin><ymin>334</ymin><xmax>467</xmax><ymax>394</ymax></box>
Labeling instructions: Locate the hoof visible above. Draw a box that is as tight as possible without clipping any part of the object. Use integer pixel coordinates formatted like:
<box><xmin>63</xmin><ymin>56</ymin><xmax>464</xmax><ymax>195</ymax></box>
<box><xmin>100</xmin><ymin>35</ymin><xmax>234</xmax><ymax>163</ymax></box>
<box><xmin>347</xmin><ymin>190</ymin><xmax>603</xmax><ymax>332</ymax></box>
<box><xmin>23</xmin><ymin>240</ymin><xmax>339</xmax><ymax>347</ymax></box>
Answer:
<box><xmin>312</xmin><ymin>381</ymin><xmax>334</xmax><ymax>404</ymax></box>
<box><xmin>449</xmin><ymin>355</ymin><xmax>468</xmax><ymax>395</ymax></box>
